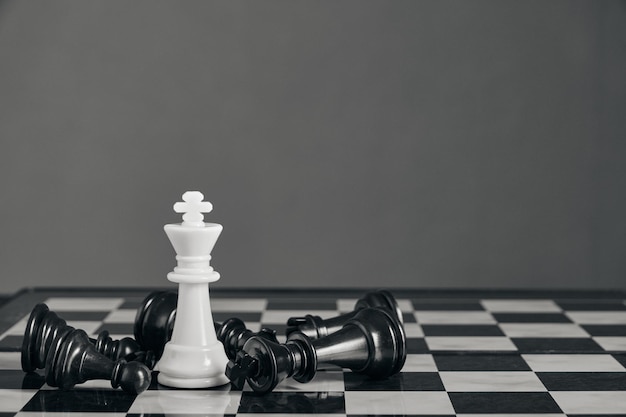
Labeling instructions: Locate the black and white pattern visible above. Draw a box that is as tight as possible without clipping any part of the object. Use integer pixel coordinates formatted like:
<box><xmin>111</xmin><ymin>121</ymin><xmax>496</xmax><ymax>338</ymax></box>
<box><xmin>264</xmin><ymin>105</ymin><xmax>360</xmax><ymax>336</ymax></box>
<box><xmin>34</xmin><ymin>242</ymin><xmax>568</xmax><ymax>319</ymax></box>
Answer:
<box><xmin>0</xmin><ymin>288</ymin><xmax>625</xmax><ymax>416</ymax></box>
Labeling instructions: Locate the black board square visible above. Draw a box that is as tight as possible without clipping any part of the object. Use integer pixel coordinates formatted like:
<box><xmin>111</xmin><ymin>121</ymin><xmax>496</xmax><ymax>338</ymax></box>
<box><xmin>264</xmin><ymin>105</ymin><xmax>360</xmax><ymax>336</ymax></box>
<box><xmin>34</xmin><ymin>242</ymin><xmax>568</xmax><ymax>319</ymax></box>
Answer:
<box><xmin>537</xmin><ymin>372</ymin><xmax>626</xmax><ymax>390</ymax></box>
<box><xmin>119</xmin><ymin>298</ymin><xmax>148</xmax><ymax>309</ymax></box>
<box><xmin>238</xmin><ymin>391</ymin><xmax>344</xmax><ymax>413</ymax></box>
<box><xmin>127</xmin><ymin>414</ymin><xmax>235</xmax><ymax>417</ymax></box>
<box><xmin>21</xmin><ymin>389</ymin><xmax>137</xmax><ymax>412</ymax></box>
<box><xmin>433</xmin><ymin>354</ymin><xmax>531</xmax><ymax>371</ymax></box>
<box><xmin>406</xmin><ymin>338</ymin><xmax>429</xmax><ymax>353</ymax></box>
<box><xmin>0</xmin><ymin>370</ymin><xmax>45</xmax><ymax>389</ymax></box>
<box><xmin>582</xmin><ymin>325</ymin><xmax>626</xmax><ymax>336</ymax></box>
<box><xmin>421</xmin><ymin>325</ymin><xmax>504</xmax><ymax>336</ymax></box>
<box><xmin>344</xmin><ymin>372</ymin><xmax>444</xmax><ymax>391</ymax></box>
<box><xmin>0</xmin><ymin>335</ymin><xmax>22</xmax><ymax>351</ymax></box>
<box><xmin>492</xmin><ymin>313</ymin><xmax>572</xmax><ymax>323</ymax></box>
<box><xmin>403</xmin><ymin>312</ymin><xmax>417</xmax><ymax>323</ymax></box>
<box><xmin>212</xmin><ymin>312</ymin><xmax>262</xmax><ymax>323</ymax></box>
<box><xmin>48</xmin><ymin>311</ymin><xmax>110</xmax><ymax>321</ymax></box>
<box><xmin>94</xmin><ymin>323</ymin><xmax>135</xmax><ymax>335</ymax></box>
<box><xmin>512</xmin><ymin>337</ymin><xmax>604</xmax><ymax>353</ymax></box>
<box><xmin>348</xmin><ymin>415</ymin><xmax>455</xmax><ymax>417</ymax></box>
<box><xmin>449</xmin><ymin>392</ymin><xmax>562</xmax><ymax>414</ymax></box>
<box><xmin>267</xmin><ymin>300</ymin><xmax>337</xmax><ymax>310</ymax></box>
<box><xmin>412</xmin><ymin>301</ymin><xmax>484</xmax><ymax>311</ymax></box>
<box><xmin>557</xmin><ymin>301</ymin><xmax>626</xmax><ymax>311</ymax></box>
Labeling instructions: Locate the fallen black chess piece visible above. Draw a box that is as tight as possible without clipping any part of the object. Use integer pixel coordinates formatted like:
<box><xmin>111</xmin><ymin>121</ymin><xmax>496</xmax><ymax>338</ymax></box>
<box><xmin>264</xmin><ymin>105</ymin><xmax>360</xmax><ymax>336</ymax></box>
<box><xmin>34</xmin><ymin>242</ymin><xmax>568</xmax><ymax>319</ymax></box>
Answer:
<box><xmin>45</xmin><ymin>328</ymin><xmax>151</xmax><ymax>393</ymax></box>
<box><xmin>134</xmin><ymin>290</ymin><xmax>279</xmax><ymax>360</ymax></box>
<box><xmin>22</xmin><ymin>303</ymin><xmax>155</xmax><ymax>372</ymax></box>
<box><xmin>225</xmin><ymin>307</ymin><xmax>407</xmax><ymax>394</ymax></box>
<box><xmin>286</xmin><ymin>289</ymin><xmax>404</xmax><ymax>338</ymax></box>
<box><xmin>21</xmin><ymin>304</ymin><xmax>151</xmax><ymax>393</ymax></box>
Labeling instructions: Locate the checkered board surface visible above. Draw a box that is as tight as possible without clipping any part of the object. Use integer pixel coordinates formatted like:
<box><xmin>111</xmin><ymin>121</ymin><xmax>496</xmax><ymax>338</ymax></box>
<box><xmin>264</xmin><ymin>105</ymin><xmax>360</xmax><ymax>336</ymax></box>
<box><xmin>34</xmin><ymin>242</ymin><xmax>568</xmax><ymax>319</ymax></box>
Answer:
<box><xmin>0</xmin><ymin>288</ymin><xmax>625</xmax><ymax>416</ymax></box>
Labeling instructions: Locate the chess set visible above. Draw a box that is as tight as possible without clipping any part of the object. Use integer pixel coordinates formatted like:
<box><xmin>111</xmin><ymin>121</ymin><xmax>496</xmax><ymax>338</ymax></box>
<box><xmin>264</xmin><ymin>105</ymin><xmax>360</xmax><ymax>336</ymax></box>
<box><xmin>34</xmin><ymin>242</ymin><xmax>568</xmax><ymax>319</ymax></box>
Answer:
<box><xmin>0</xmin><ymin>191</ymin><xmax>625</xmax><ymax>415</ymax></box>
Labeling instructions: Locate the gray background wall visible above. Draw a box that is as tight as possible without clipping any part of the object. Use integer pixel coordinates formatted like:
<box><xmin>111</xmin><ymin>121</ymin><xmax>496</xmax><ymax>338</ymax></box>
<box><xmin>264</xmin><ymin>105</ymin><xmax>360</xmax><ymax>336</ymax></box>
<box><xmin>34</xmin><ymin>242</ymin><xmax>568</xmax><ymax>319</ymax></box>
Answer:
<box><xmin>0</xmin><ymin>0</ymin><xmax>624</xmax><ymax>294</ymax></box>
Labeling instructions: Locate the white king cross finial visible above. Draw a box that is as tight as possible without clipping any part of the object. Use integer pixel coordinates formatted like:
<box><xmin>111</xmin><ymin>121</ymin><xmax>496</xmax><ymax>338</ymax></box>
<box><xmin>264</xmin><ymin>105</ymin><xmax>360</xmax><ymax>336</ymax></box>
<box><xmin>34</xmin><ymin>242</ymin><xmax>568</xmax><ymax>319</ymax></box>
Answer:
<box><xmin>173</xmin><ymin>191</ymin><xmax>213</xmax><ymax>227</ymax></box>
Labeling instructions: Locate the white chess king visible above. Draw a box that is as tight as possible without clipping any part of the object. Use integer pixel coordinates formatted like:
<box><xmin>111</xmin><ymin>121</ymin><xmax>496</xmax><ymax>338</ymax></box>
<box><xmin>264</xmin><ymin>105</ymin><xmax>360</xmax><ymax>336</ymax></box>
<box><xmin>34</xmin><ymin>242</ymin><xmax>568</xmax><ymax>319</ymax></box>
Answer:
<box><xmin>156</xmin><ymin>191</ymin><xmax>230</xmax><ymax>388</ymax></box>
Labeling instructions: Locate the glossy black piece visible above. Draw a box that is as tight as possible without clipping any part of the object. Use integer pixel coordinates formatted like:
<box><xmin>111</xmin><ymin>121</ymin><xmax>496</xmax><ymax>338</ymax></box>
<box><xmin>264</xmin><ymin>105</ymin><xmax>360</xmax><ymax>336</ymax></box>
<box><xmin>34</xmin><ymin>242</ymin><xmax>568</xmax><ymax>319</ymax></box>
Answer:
<box><xmin>216</xmin><ymin>317</ymin><xmax>279</xmax><ymax>360</ymax></box>
<box><xmin>22</xmin><ymin>304</ymin><xmax>73</xmax><ymax>372</ymax></box>
<box><xmin>226</xmin><ymin>307</ymin><xmax>407</xmax><ymax>394</ymax></box>
<box><xmin>286</xmin><ymin>289</ymin><xmax>404</xmax><ymax>338</ymax></box>
<box><xmin>133</xmin><ymin>291</ymin><xmax>177</xmax><ymax>360</ymax></box>
<box><xmin>94</xmin><ymin>330</ymin><xmax>154</xmax><ymax>368</ymax></box>
<box><xmin>44</xmin><ymin>328</ymin><xmax>151</xmax><ymax>394</ymax></box>
<box><xmin>135</xmin><ymin>290</ymin><xmax>278</xmax><ymax>360</ymax></box>
<box><xmin>21</xmin><ymin>304</ymin><xmax>152</xmax><ymax>371</ymax></box>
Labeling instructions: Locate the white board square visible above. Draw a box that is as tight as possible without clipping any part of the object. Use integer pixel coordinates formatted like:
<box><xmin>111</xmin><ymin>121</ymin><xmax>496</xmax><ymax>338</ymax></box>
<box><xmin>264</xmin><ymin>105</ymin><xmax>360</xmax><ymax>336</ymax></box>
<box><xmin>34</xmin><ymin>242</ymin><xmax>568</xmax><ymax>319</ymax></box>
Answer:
<box><xmin>522</xmin><ymin>354</ymin><xmax>626</xmax><ymax>372</ymax></box>
<box><xmin>345</xmin><ymin>391</ymin><xmax>455</xmax><ymax>415</ymax></box>
<box><xmin>481</xmin><ymin>300</ymin><xmax>561</xmax><ymax>313</ymax></box>
<box><xmin>415</xmin><ymin>311</ymin><xmax>496</xmax><ymax>324</ymax></box>
<box><xmin>426</xmin><ymin>336</ymin><xmax>517</xmax><ymax>351</ymax></box>
<box><xmin>440</xmin><ymin>371</ymin><xmax>546</xmax><ymax>392</ymax></box>
<box><xmin>551</xmin><ymin>391</ymin><xmax>626</xmax><ymax>414</ymax></box>
<box><xmin>499</xmin><ymin>323</ymin><xmax>589</xmax><ymax>338</ymax></box>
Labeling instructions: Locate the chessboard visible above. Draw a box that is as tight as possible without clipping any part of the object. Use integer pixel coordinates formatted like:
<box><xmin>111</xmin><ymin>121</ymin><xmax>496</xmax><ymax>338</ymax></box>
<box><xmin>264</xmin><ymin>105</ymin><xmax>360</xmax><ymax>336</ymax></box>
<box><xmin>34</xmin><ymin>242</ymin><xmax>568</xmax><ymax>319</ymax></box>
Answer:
<box><xmin>0</xmin><ymin>287</ymin><xmax>625</xmax><ymax>416</ymax></box>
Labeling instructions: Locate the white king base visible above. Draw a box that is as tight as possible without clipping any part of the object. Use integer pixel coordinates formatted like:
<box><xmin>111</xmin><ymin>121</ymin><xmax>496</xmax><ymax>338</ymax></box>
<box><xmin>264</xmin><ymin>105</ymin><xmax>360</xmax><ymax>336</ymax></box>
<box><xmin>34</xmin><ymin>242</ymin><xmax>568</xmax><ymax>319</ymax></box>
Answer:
<box><xmin>156</xmin><ymin>191</ymin><xmax>230</xmax><ymax>388</ymax></box>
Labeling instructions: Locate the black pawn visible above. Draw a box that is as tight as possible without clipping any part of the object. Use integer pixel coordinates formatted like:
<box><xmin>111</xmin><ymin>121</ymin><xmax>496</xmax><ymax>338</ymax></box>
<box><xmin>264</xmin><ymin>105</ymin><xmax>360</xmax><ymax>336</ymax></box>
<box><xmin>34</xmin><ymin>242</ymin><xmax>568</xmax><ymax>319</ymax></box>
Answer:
<box><xmin>22</xmin><ymin>303</ymin><xmax>150</xmax><ymax>372</ymax></box>
<box><xmin>286</xmin><ymin>290</ymin><xmax>403</xmax><ymax>338</ymax></box>
<box><xmin>135</xmin><ymin>291</ymin><xmax>278</xmax><ymax>360</ymax></box>
<box><xmin>45</xmin><ymin>328</ymin><xmax>151</xmax><ymax>394</ymax></box>
<box><xmin>226</xmin><ymin>307</ymin><xmax>406</xmax><ymax>394</ymax></box>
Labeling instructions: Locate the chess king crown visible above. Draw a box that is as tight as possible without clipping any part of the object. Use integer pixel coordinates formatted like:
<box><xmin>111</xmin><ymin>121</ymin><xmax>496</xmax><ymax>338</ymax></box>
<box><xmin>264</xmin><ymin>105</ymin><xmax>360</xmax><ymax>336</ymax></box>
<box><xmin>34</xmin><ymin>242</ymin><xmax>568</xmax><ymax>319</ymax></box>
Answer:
<box><xmin>165</xmin><ymin>191</ymin><xmax>222</xmax><ymax>284</ymax></box>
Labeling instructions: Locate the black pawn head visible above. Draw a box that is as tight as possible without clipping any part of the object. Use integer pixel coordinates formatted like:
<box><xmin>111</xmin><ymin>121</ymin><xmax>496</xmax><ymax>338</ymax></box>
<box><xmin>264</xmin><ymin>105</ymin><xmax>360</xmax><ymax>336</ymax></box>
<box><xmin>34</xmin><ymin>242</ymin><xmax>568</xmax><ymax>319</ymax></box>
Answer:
<box><xmin>134</xmin><ymin>291</ymin><xmax>177</xmax><ymax>359</ymax></box>
<box><xmin>111</xmin><ymin>359</ymin><xmax>152</xmax><ymax>394</ymax></box>
<box><xmin>22</xmin><ymin>303</ymin><xmax>73</xmax><ymax>372</ymax></box>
